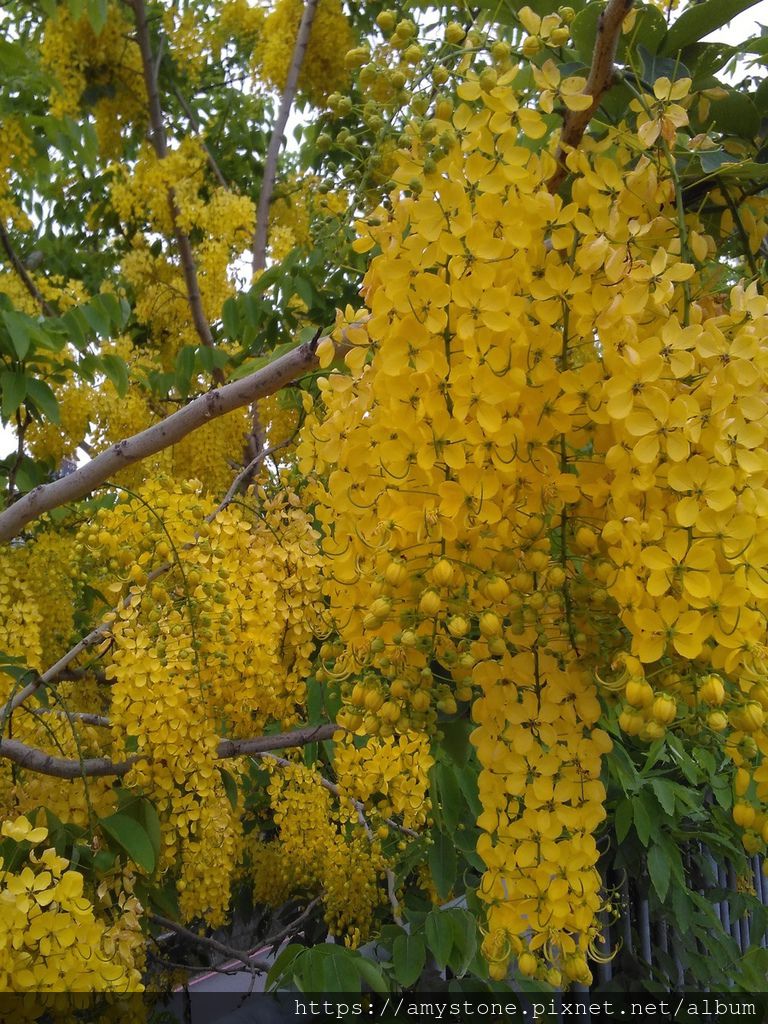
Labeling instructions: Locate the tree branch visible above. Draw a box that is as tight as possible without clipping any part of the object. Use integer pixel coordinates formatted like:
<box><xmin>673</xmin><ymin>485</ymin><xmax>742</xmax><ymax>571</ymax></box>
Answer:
<box><xmin>132</xmin><ymin>0</ymin><xmax>221</xmax><ymax>377</ymax></box>
<box><xmin>0</xmin><ymin>336</ymin><xmax>325</xmax><ymax>542</ymax></box>
<box><xmin>149</xmin><ymin>915</ymin><xmax>271</xmax><ymax>974</ymax></box>
<box><xmin>0</xmin><ymin>223</ymin><xmax>55</xmax><ymax>317</ymax></box>
<box><xmin>547</xmin><ymin>0</ymin><xmax>634</xmax><ymax>194</ymax></box>
<box><xmin>150</xmin><ymin>896</ymin><xmax>320</xmax><ymax>976</ymax></box>
<box><xmin>30</xmin><ymin>708</ymin><xmax>110</xmax><ymax>728</ymax></box>
<box><xmin>253</xmin><ymin>0</ymin><xmax>319</xmax><ymax>272</ymax></box>
<box><xmin>0</xmin><ymin>723</ymin><xmax>338</xmax><ymax>779</ymax></box>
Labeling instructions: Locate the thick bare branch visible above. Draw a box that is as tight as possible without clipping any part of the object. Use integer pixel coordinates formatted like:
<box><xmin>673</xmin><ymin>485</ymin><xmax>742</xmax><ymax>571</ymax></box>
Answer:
<box><xmin>0</xmin><ymin>723</ymin><xmax>338</xmax><ymax>779</ymax></box>
<box><xmin>0</xmin><ymin>338</ymin><xmax>322</xmax><ymax>542</ymax></box>
<box><xmin>216</xmin><ymin>722</ymin><xmax>336</xmax><ymax>760</ymax></box>
<box><xmin>0</xmin><ymin>739</ymin><xmax>137</xmax><ymax>778</ymax></box>
<box><xmin>0</xmin><ymin>224</ymin><xmax>55</xmax><ymax>317</ymax></box>
<box><xmin>253</xmin><ymin>0</ymin><xmax>319</xmax><ymax>272</ymax></box>
<box><xmin>547</xmin><ymin>0</ymin><xmax>634</xmax><ymax>193</ymax></box>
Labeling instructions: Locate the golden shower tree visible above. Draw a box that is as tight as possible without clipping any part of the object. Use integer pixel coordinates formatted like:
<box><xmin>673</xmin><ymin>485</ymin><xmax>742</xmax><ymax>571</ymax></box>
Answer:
<box><xmin>1</xmin><ymin>0</ymin><xmax>768</xmax><ymax>997</ymax></box>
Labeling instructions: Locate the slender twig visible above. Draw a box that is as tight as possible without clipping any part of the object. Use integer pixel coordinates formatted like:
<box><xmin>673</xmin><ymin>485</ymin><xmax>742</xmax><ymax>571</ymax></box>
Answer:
<box><xmin>132</xmin><ymin>0</ymin><xmax>221</xmax><ymax>378</ymax></box>
<box><xmin>253</xmin><ymin>0</ymin><xmax>319</xmax><ymax>272</ymax></box>
<box><xmin>150</xmin><ymin>896</ymin><xmax>320</xmax><ymax>976</ymax></box>
<box><xmin>259</xmin><ymin>752</ymin><xmax>420</xmax><ymax>839</ymax></box>
<box><xmin>357</xmin><ymin>807</ymin><xmax>403</xmax><ymax>925</ymax></box>
<box><xmin>0</xmin><ymin>723</ymin><xmax>338</xmax><ymax>779</ymax></box>
<box><xmin>172</xmin><ymin>87</ymin><xmax>229</xmax><ymax>189</ymax></box>
<box><xmin>0</xmin><ymin>224</ymin><xmax>55</xmax><ymax>317</ymax></box>
<box><xmin>547</xmin><ymin>0</ymin><xmax>634</xmax><ymax>193</ymax></box>
<box><xmin>6</xmin><ymin>410</ymin><xmax>30</xmax><ymax>501</ymax></box>
<box><xmin>219</xmin><ymin>436</ymin><xmax>292</xmax><ymax>509</ymax></box>
<box><xmin>149</xmin><ymin>915</ymin><xmax>271</xmax><ymax>974</ymax></box>
<box><xmin>30</xmin><ymin>708</ymin><xmax>110</xmax><ymax>728</ymax></box>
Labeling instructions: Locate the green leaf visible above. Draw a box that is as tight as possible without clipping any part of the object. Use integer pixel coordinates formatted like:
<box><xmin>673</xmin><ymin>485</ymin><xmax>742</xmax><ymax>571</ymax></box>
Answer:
<box><xmin>221</xmin><ymin>296</ymin><xmax>240</xmax><ymax>338</ymax></box>
<box><xmin>218</xmin><ymin>766</ymin><xmax>238</xmax><ymax>810</ymax></box>
<box><xmin>86</xmin><ymin>0</ymin><xmax>108</xmax><ymax>34</ymax></box>
<box><xmin>648</xmin><ymin>842</ymin><xmax>672</xmax><ymax>902</ymax></box>
<box><xmin>175</xmin><ymin>346</ymin><xmax>195</xmax><ymax>396</ymax></box>
<box><xmin>293</xmin><ymin>275</ymin><xmax>316</xmax><ymax>309</ymax></box>
<box><xmin>3</xmin><ymin>310</ymin><xmax>33</xmax><ymax>360</ymax></box>
<box><xmin>93</xmin><ymin>291</ymin><xmax>124</xmax><ymax>330</ymax></box>
<box><xmin>570</xmin><ymin>3</ymin><xmax>601</xmax><ymax>66</ymax></box>
<box><xmin>429</xmin><ymin>829</ymin><xmax>457</xmax><ymax>900</ymax></box>
<box><xmin>711</xmin><ymin>772</ymin><xmax>733</xmax><ymax>810</ymax></box>
<box><xmin>26</xmin><ymin>378</ymin><xmax>60</xmax><ymax>424</ymax></box>
<box><xmin>319</xmin><ymin>947</ymin><xmax>362</xmax><ymax>992</ymax></box>
<box><xmin>683</xmin><ymin>41</ymin><xmax>737</xmax><ymax>80</ymax></box>
<box><xmin>355</xmin><ymin>957</ymin><xmax>389</xmax><ymax>994</ymax></box>
<box><xmin>452</xmin><ymin>761</ymin><xmax>482</xmax><ymax>817</ymax></box>
<box><xmin>663</xmin><ymin>0</ymin><xmax>763</xmax><ymax>55</ymax></box>
<box><xmin>435</xmin><ymin>761</ymin><xmax>463</xmax><ymax>833</ymax></box>
<box><xmin>82</xmin><ymin>302</ymin><xmax>111</xmax><ymax>338</ymax></box>
<box><xmin>393</xmin><ymin>933</ymin><xmax>426</xmax><ymax>988</ymax></box>
<box><xmin>651</xmin><ymin>778</ymin><xmax>676</xmax><ymax>816</ymax></box>
<box><xmin>671</xmin><ymin>880</ymin><xmax>694</xmax><ymax>932</ymax></box>
<box><xmin>137</xmin><ymin>798</ymin><xmax>161</xmax><ymax>866</ymax></box>
<box><xmin>633</xmin><ymin>795</ymin><xmax>652</xmax><ymax>847</ymax></box>
<box><xmin>266</xmin><ymin>944</ymin><xmax>305</xmax><ymax>991</ymax></box>
<box><xmin>622</xmin><ymin>4</ymin><xmax>667</xmax><ymax>57</ymax></box>
<box><xmin>447</xmin><ymin>909</ymin><xmax>478</xmax><ymax>977</ymax></box>
<box><xmin>62</xmin><ymin>308</ymin><xmax>89</xmax><ymax>351</ymax></box>
<box><xmin>708</xmin><ymin>89</ymin><xmax>761</xmax><ymax>139</ymax></box>
<box><xmin>93</xmin><ymin>849</ymin><xmax>117</xmax><ymax>872</ymax></box>
<box><xmin>698</xmin><ymin>149</ymin><xmax>741</xmax><ymax>174</ymax></box>
<box><xmin>102</xmin><ymin>354</ymin><xmax>129</xmax><ymax>397</ymax></box>
<box><xmin>425</xmin><ymin>909</ymin><xmax>454</xmax><ymax>970</ymax></box>
<box><xmin>99</xmin><ymin>810</ymin><xmax>156</xmax><ymax>873</ymax></box>
<box><xmin>615</xmin><ymin>797</ymin><xmax>634</xmax><ymax>843</ymax></box>
<box><xmin>1</xmin><ymin>369</ymin><xmax>27</xmax><ymax>422</ymax></box>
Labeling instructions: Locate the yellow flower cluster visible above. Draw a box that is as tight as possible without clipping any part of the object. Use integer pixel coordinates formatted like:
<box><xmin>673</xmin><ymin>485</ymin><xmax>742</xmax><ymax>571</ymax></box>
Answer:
<box><xmin>0</xmin><ymin>817</ymin><xmax>143</xmax><ymax>992</ymax></box>
<box><xmin>163</xmin><ymin>6</ymin><xmax>207</xmax><ymax>85</ymax></box>
<box><xmin>210</xmin><ymin>0</ymin><xmax>266</xmax><ymax>50</ymax></box>
<box><xmin>0</xmin><ymin>116</ymin><xmax>32</xmax><ymax>228</ymax></box>
<box><xmin>249</xmin><ymin>481</ymin><xmax>325</xmax><ymax>715</ymax></box>
<box><xmin>298</xmin><ymin>47</ymin><xmax>768</xmax><ymax>980</ymax></box>
<box><xmin>111</xmin><ymin>140</ymin><xmax>255</xmax><ymax>357</ymax></box>
<box><xmin>265</xmin><ymin>175</ymin><xmax>350</xmax><ymax>261</ymax></box>
<box><xmin>27</xmin><ymin>378</ymin><xmax>91</xmax><ymax>466</ymax></box>
<box><xmin>258</xmin><ymin>391</ymin><xmax>301</xmax><ymax>449</ymax></box>
<box><xmin>0</xmin><ymin>528</ymin><xmax>116</xmax><ymax>828</ymax></box>
<box><xmin>75</xmin><ymin>474</ymin><xmax>322</xmax><ymax>921</ymax></box>
<box><xmin>252</xmin><ymin>760</ymin><xmax>385</xmax><ymax>946</ymax></box>
<box><xmin>163</xmin><ymin>408</ymin><xmax>251</xmax><ymax>497</ymax></box>
<box><xmin>0</xmin><ymin>273</ymin><xmax>88</xmax><ymax>319</ymax></box>
<box><xmin>333</xmin><ymin>730</ymin><xmax>433</xmax><ymax>830</ymax></box>
<box><xmin>40</xmin><ymin>4</ymin><xmax>146</xmax><ymax>156</ymax></box>
<box><xmin>254</xmin><ymin>0</ymin><xmax>354</xmax><ymax>106</ymax></box>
